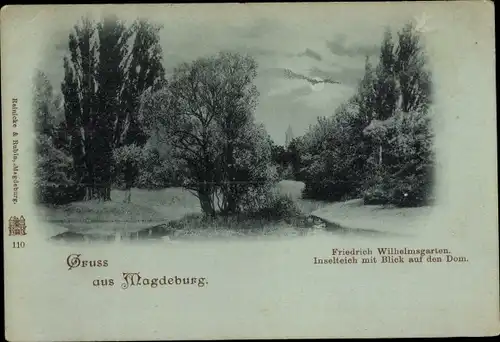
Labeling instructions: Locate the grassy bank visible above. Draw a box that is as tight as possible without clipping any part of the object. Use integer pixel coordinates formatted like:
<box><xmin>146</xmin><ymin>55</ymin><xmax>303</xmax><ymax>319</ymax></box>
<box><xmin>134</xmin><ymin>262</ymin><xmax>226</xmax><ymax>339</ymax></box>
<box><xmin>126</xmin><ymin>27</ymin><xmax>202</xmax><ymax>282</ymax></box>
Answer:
<box><xmin>162</xmin><ymin>212</ymin><xmax>321</xmax><ymax>240</ymax></box>
<box><xmin>37</xmin><ymin>187</ymin><xmax>201</xmax><ymax>223</ymax></box>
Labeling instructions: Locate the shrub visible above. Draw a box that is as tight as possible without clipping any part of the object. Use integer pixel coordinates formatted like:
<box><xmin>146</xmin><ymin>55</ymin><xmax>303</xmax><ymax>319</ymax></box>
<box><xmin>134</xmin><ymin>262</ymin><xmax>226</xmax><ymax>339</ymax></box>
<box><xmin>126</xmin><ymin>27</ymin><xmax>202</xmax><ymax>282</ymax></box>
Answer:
<box><xmin>280</xmin><ymin>164</ymin><xmax>295</xmax><ymax>181</ymax></box>
<box><xmin>112</xmin><ymin>142</ymin><xmax>182</xmax><ymax>190</ymax></box>
<box><xmin>242</xmin><ymin>189</ymin><xmax>300</xmax><ymax>220</ymax></box>
<box><xmin>35</xmin><ymin>134</ymin><xmax>82</xmax><ymax>204</ymax></box>
<box><xmin>36</xmin><ymin>184</ymin><xmax>85</xmax><ymax>205</ymax></box>
<box><xmin>363</xmin><ymin>110</ymin><xmax>434</xmax><ymax>207</ymax></box>
<box><xmin>300</xmin><ymin>103</ymin><xmax>370</xmax><ymax>202</ymax></box>
<box><xmin>363</xmin><ymin>169</ymin><xmax>434</xmax><ymax>207</ymax></box>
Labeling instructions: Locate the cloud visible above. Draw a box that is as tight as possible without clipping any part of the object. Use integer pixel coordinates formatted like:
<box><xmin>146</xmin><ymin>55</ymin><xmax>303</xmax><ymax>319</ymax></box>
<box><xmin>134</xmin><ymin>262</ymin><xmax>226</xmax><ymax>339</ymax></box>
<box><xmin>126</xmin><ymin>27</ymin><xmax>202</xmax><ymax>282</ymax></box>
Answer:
<box><xmin>54</xmin><ymin>41</ymin><xmax>67</xmax><ymax>52</ymax></box>
<box><xmin>309</xmin><ymin>66</ymin><xmax>364</xmax><ymax>88</ymax></box>
<box><xmin>288</xmin><ymin>86</ymin><xmax>314</xmax><ymax>99</ymax></box>
<box><xmin>283</xmin><ymin>68</ymin><xmax>341</xmax><ymax>86</ymax></box>
<box><xmin>232</xmin><ymin>18</ymin><xmax>281</xmax><ymax>39</ymax></box>
<box><xmin>233</xmin><ymin>46</ymin><xmax>287</xmax><ymax>59</ymax></box>
<box><xmin>300</xmin><ymin>82</ymin><xmax>355</xmax><ymax>109</ymax></box>
<box><xmin>298</xmin><ymin>48</ymin><xmax>322</xmax><ymax>61</ymax></box>
<box><xmin>256</xmin><ymin>80</ymin><xmax>354</xmax><ymax>145</ymax></box>
<box><xmin>326</xmin><ymin>34</ymin><xmax>379</xmax><ymax>58</ymax></box>
<box><xmin>262</xmin><ymin>76</ymin><xmax>307</xmax><ymax>97</ymax></box>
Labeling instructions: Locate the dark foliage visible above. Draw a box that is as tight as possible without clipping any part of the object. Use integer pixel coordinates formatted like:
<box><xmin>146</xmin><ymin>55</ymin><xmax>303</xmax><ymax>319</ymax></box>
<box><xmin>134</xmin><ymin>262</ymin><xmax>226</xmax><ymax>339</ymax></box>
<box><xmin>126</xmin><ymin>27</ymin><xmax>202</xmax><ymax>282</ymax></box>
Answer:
<box><xmin>300</xmin><ymin>23</ymin><xmax>434</xmax><ymax>207</ymax></box>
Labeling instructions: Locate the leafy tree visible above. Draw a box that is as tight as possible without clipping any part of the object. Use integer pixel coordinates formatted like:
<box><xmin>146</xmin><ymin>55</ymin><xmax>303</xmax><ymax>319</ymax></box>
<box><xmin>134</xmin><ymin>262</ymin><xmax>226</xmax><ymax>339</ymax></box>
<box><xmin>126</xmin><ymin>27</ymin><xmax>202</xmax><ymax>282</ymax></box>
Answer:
<box><xmin>395</xmin><ymin>23</ymin><xmax>432</xmax><ymax>114</ymax></box>
<box><xmin>363</xmin><ymin>109</ymin><xmax>434</xmax><ymax>206</ymax></box>
<box><xmin>354</xmin><ymin>57</ymin><xmax>377</xmax><ymax>124</ymax></box>
<box><xmin>134</xmin><ymin>143</ymin><xmax>181</xmax><ymax>189</ymax></box>
<box><xmin>139</xmin><ymin>52</ymin><xmax>274</xmax><ymax>216</ymax></box>
<box><xmin>35</xmin><ymin>134</ymin><xmax>77</xmax><ymax>203</ymax></box>
<box><xmin>61</xmin><ymin>17</ymin><xmax>99</xmax><ymax>200</ymax></box>
<box><xmin>221</xmin><ymin>122</ymin><xmax>277</xmax><ymax>214</ymax></box>
<box><xmin>363</xmin><ymin>24</ymin><xmax>434</xmax><ymax>206</ymax></box>
<box><xmin>299</xmin><ymin>116</ymin><xmax>336</xmax><ymax>199</ymax></box>
<box><xmin>270</xmin><ymin>141</ymin><xmax>297</xmax><ymax>180</ymax></box>
<box><xmin>34</xmin><ymin>71</ymin><xmax>77</xmax><ymax>204</ymax></box>
<box><xmin>122</xmin><ymin>19</ymin><xmax>166</xmax><ymax>147</ymax></box>
<box><xmin>287</xmin><ymin>137</ymin><xmax>305</xmax><ymax>180</ymax></box>
<box><xmin>271</xmin><ymin>143</ymin><xmax>287</xmax><ymax>167</ymax></box>
<box><xmin>33</xmin><ymin>70</ymin><xmax>56</xmax><ymax>136</ymax></box>
<box><xmin>112</xmin><ymin>144</ymin><xmax>143</xmax><ymax>202</ymax></box>
<box><xmin>374</xmin><ymin>29</ymin><xmax>399</xmax><ymax>121</ymax></box>
<box><xmin>211</xmin><ymin>52</ymin><xmax>260</xmax><ymax>214</ymax></box>
<box><xmin>301</xmin><ymin>100</ymin><xmax>369</xmax><ymax>200</ymax></box>
<box><xmin>371</xmin><ymin>29</ymin><xmax>399</xmax><ymax>166</ymax></box>
<box><xmin>92</xmin><ymin>15</ymin><xmax>133</xmax><ymax>200</ymax></box>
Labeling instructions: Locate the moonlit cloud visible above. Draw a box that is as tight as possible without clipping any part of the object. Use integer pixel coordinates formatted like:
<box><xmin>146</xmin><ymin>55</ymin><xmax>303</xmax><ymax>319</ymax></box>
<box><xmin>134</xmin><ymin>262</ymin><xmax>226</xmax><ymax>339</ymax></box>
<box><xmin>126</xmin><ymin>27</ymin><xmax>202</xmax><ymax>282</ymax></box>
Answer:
<box><xmin>298</xmin><ymin>48</ymin><xmax>323</xmax><ymax>61</ymax></box>
<box><xmin>326</xmin><ymin>34</ymin><xmax>380</xmax><ymax>59</ymax></box>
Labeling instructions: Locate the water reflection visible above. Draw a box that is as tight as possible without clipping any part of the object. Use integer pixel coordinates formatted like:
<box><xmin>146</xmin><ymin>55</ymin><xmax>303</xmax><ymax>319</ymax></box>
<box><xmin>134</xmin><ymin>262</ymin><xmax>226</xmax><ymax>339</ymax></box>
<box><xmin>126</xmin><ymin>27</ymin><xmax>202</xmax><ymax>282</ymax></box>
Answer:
<box><xmin>50</xmin><ymin>223</ymin><xmax>172</xmax><ymax>243</ymax></box>
<box><xmin>49</xmin><ymin>218</ymin><xmax>401</xmax><ymax>244</ymax></box>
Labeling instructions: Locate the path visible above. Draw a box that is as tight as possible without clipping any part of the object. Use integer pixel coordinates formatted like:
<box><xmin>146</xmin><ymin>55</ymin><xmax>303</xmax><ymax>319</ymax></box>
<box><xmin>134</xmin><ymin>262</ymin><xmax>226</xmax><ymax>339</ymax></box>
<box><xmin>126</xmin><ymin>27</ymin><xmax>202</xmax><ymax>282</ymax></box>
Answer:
<box><xmin>310</xmin><ymin>199</ymin><xmax>434</xmax><ymax>236</ymax></box>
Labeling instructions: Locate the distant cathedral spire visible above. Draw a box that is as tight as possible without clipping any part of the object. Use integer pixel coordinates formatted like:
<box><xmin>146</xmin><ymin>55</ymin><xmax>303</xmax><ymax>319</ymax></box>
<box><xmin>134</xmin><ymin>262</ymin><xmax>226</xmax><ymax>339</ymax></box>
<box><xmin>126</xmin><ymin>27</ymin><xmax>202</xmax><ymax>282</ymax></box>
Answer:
<box><xmin>285</xmin><ymin>125</ymin><xmax>294</xmax><ymax>147</ymax></box>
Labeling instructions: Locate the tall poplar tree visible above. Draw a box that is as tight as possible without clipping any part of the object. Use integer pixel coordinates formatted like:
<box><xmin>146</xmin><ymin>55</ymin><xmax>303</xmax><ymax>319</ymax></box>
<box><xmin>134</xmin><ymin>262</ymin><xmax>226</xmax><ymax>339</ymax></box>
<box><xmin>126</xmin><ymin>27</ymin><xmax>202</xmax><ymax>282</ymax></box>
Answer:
<box><xmin>61</xmin><ymin>16</ymin><xmax>165</xmax><ymax>201</ymax></box>
<box><xmin>122</xmin><ymin>19</ymin><xmax>166</xmax><ymax>147</ymax></box>
<box><xmin>94</xmin><ymin>15</ymin><xmax>132</xmax><ymax>200</ymax></box>
<box><xmin>395</xmin><ymin>23</ymin><xmax>432</xmax><ymax>114</ymax></box>
<box><xmin>374</xmin><ymin>29</ymin><xmax>399</xmax><ymax>121</ymax></box>
<box><xmin>61</xmin><ymin>17</ymin><xmax>98</xmax><ymax>200</ymax></box>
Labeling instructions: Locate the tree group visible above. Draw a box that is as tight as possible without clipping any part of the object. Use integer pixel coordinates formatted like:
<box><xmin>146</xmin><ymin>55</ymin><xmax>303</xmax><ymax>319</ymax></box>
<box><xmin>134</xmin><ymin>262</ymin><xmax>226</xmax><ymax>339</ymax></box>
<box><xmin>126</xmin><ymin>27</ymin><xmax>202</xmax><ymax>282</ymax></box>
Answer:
<box><xmin>299</xmin><ymin>23</ymin><xmax>434</xmax><ymax>207</ymax></box>
<box><xmin>35</xmin><ymin>17</ymin><xmax>278</xmax><ymax>216</ymax></box>
<box><xmin>60</xmin><ymin>16</ymin><xmax>165</xmax><ymax>201</ymax></box>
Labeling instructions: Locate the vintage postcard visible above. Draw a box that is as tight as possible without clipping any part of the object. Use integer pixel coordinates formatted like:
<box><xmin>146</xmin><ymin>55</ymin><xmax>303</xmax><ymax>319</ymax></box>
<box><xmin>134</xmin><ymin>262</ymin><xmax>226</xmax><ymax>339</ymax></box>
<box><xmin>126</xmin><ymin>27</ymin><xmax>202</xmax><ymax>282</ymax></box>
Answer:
<box><xmin>2</xmin><ymin>2</ymin><xmax>498</xmax><ymax>340</ymax></box>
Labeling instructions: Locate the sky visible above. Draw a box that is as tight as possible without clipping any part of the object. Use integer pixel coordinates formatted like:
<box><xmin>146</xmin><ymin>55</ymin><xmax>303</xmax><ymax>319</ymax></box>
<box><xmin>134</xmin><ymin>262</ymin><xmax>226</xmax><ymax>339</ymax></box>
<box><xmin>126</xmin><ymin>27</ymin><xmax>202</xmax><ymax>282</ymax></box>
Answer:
<box><xmin>38</xmin><ymin>5</ymin><xmax>418</xmax><ymax>145</ymax></box>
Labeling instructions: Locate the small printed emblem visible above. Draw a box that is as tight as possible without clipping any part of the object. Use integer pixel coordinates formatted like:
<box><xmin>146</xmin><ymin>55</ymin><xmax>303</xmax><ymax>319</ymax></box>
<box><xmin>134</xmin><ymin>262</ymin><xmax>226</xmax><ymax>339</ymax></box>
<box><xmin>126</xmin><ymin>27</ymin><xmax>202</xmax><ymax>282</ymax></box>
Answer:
<box><xmin>8</xmin><ymin>216</ymin><xmax>27</xmax><ymax>236</ymax></box>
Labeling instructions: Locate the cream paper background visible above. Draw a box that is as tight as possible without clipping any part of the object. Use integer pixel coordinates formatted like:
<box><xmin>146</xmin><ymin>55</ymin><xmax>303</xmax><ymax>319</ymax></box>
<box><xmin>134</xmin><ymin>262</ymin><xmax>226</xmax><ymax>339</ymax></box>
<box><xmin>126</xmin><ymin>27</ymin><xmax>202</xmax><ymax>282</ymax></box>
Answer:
<box><xmin>2</xmin><ymin>2</ymin><xmax>498</xmax><ymax>340</ymax></box>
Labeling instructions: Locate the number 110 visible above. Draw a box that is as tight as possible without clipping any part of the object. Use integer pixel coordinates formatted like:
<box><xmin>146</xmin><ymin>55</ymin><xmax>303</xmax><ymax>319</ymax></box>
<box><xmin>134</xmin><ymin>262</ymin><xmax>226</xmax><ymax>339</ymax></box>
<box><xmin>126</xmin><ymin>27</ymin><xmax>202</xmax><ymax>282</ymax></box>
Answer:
<box><xmin>12</xmin><ymin>241</ymin><xmax>25</xmax><ymax>248</ymax></box>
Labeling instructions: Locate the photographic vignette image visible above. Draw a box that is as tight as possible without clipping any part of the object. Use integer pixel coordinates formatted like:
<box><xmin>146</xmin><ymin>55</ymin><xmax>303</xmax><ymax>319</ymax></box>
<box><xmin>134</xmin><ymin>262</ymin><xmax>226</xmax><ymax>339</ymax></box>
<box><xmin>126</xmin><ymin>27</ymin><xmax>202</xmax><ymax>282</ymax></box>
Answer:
<box><xmin>2</xmin><ymin>2</ymin><xmax>498</xmax><ymax>340</ymax></box>
<box><xmin>33</xmin><ymin>7</ymin><xmax>436</xmax><ymax>244</ymax></box>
